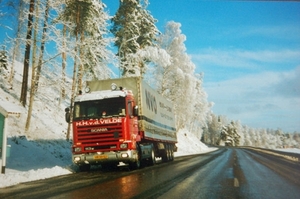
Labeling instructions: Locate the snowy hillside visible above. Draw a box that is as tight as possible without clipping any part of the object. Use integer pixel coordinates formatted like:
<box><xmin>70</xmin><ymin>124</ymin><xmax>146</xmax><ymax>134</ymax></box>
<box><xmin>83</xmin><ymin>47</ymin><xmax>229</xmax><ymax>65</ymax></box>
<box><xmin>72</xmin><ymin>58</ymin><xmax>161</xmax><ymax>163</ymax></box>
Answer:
<box><xmin>0</xmin><ymin>61</ymin><xmax>215</xmax><ymax>188</ymax></box>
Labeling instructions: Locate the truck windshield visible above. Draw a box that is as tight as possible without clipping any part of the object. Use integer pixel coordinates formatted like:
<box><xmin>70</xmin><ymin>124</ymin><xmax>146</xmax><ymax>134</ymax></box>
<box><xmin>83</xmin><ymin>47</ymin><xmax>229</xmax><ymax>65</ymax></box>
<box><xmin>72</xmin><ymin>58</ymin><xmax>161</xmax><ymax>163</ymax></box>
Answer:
<box><xmin>73</xmin><ymin>97</ymin><xmax>126</xmax><ymax>120</ymax></box>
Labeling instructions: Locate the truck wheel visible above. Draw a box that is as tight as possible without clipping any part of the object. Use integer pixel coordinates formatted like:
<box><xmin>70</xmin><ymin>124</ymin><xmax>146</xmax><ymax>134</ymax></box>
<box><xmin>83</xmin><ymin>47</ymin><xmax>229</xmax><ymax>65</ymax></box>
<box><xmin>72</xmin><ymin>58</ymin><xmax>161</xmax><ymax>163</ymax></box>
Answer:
<box><xmin>162</xmin><ymin>144</ymin><xmax>170</xmax><ymax>162</ymax></box>
<box><xmin>130</xmin><ymin>159</ymin><xmax>140</xmax><ymax>170</ymax></box>
<box><xmin>170</xmin><ymin>146</ymin><xmax>174</xmax><ymax>161</ymax></box>
<box><xmin>149</xmin><ymin>148</ymin><xmax>156</xmax><ymax>166</ymax></box>
<box><xmin>166</xmin><ymin>144</ymin><xmax>171</xmax><ymax>161</ymax></box>
<box><xmin>130</xmin><ymin>149</ymin><xmax>141</xmax><ymax>170</ymax></box>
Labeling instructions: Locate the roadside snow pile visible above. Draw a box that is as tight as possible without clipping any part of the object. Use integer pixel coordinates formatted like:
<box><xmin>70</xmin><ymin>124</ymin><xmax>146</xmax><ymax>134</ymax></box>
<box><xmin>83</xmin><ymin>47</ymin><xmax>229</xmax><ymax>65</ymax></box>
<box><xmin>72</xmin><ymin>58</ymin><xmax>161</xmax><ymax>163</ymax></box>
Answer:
<box><xmin>175</xmin><ymin>129</ymin><xmax>217</xmax><ymax>156</ymax></box>
<box><xmin>0</xmin><ymin>166</ymin><xmax>71</xmax><ymax>188</ymax></box>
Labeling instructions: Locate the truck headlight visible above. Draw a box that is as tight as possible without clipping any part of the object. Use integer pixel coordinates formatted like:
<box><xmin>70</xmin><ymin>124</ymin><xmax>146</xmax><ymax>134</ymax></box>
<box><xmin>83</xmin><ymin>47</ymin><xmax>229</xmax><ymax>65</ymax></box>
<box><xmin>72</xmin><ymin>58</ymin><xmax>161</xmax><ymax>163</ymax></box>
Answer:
<box><xmin>121</xmin><ymin>153</ymin><xmax>128</xmax><ymax>158</ymax></box>
<box><xmin>120</xmin><ymin>143</ymin><xmax>128</xmax><ymax>149</ymax></box>
<box><xmin>74</xmin><ymin>157</ymin><xmax>81</xmax><ymax>162</ymax></box>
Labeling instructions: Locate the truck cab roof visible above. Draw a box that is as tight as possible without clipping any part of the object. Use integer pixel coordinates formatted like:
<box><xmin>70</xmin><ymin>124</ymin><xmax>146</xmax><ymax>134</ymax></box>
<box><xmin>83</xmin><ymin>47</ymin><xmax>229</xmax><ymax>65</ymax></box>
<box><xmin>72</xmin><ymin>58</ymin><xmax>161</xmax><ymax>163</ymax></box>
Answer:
<box><xmin>75</xmin><ymin>90</ymin><xmax>129</xmax><ymax>102</ymax></box>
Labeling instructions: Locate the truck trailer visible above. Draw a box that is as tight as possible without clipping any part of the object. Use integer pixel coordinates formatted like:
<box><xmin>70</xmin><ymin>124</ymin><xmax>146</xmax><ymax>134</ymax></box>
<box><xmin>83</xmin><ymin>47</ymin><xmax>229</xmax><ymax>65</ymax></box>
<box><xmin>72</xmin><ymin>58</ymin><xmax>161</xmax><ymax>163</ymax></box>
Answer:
<box><xmin>66</xmin><ymin>77</ymin><xmax>177</xmax><ymax>171</ymax></box>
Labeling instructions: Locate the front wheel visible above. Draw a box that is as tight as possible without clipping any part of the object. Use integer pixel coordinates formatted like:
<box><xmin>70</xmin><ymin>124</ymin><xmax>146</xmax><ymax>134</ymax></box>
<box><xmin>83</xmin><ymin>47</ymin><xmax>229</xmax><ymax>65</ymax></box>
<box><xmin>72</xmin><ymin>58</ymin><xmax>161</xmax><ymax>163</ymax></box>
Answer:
<box><xmin>129</xmin><ymin>158</ymin><xmax>140</xmax><ymax>170</ymax></box>
<box><xmin>130</xmin><ymin>147</ymin><xmax>141</xmax><ymax>170</ymax></box>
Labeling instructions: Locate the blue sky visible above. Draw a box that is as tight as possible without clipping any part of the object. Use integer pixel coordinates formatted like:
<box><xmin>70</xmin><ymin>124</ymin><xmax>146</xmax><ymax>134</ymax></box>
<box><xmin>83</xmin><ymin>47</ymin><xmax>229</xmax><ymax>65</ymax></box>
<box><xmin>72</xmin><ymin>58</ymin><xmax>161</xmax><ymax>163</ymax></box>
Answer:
<box><xmin>103</xmin><ymin>0</ymin><xmax>300</xmax><ymax>132</ymax></box>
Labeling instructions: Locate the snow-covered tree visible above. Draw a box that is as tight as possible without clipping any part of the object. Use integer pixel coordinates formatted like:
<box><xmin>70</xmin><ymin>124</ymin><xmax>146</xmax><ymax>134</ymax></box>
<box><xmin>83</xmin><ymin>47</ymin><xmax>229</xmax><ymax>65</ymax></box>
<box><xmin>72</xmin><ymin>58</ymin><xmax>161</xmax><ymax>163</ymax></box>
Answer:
<box><xmin>205</xmin><ymin>113</ymin><xmax>222</xmax><ymax>145</ymax></box>
<box><xmin>25</xmin><ymin>0</ymin><xmax>51</xmax><ymax>131</ymax></box>
<box><xmin>0</xmin><ymin>45</ymin><xmax>8</xmax><ymax>70</ymax></box>
<box><xmin>189</xmin><ymin>75</ymin><xmax>212</xmax><ymax>139</ymax></box>
<box><xmin>234</xmin><ymin>120</ymin><xmax>244</xmax><ymax>145</ymax></box>
<box><xmin>154</xmin><ymin>21</ymin><xmax>211</xmax><ymax>138</ymax></box>
<box><xmin>111</xmin><ymin>0</ymin><xmax>158</xmax><ymax>76</ymax></box>
<box><xmin>57</xmin><ymin>0</ymin><xmax>112</xmax><ymax>139</ymax></box>
<box><xmin>242</xmin><ymin>126</ymin><xmax>252</xmax><ymax>146</ymax></box>
<box><xmin>57</xmin><ymin>0</ymin><xmax>112</xmax><ymax>86</ymax></box>
<box><xmin>219</xmin><ymin>121</ymin><xmax>241</xmax><ymax>146</ymax></box>
<box><xmin>20</xmin><ymin>0</ymin><xmax>35</xmax><ymax>107</ymax></box>
<box><xmin>4</xmin><ymin>0</ymin><xmax>27</xmax><ymax>89</ymax></box>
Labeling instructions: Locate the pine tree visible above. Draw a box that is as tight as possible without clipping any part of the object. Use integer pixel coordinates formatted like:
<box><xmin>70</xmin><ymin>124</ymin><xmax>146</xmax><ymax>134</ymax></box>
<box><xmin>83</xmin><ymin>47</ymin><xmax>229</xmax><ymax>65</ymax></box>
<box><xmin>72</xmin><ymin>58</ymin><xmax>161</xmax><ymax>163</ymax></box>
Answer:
<box><xmin>0</xmin><ymin>45</ymin><xmax>8</xmax><ymax>70</ymax></box>
<box><xmin>111</xmin><ymin>0</ymin><xmax>158</xmax><ymax>76</ymax></box>
<box><xmin>219</xmin><ymin>121</ymin><xmax>241</xmax><ymax>146</ymax></box>
<box><xmin>57</xmin><ymin>0</ymin><xmax>111</xmax><ymax>139</ymax></box>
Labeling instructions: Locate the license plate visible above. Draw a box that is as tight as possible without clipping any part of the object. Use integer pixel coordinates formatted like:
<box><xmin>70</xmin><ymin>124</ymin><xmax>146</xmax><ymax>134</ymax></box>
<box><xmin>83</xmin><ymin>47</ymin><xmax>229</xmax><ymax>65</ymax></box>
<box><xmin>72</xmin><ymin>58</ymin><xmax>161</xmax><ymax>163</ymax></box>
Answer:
<box><xmin>93</xmin><ymin>155</ymin><xmax>108</xmax><ymax>160</ymax></box>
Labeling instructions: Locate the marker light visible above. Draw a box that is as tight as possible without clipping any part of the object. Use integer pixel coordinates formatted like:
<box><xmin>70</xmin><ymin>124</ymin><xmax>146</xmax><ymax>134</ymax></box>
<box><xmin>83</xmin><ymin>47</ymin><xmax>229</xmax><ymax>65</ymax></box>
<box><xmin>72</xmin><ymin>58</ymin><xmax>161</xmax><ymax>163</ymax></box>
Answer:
<box><xmin>111</xmin><ymin>83</ymin><xmax>118</xmax><ymax>91</ymax></box>
<box><xmin>85</xmin><ymin>86</ymin><xmax>91</xmax><ymax>93</ymax></box>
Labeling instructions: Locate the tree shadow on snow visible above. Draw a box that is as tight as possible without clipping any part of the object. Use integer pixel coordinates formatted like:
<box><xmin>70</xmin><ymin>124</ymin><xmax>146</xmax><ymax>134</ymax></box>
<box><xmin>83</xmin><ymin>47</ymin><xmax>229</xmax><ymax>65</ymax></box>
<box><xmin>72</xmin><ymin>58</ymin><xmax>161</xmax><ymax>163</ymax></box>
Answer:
<box><xmin>6</xmin><ymin>136</ymin><xmax>73</xmax><ymax>172</ymax></box>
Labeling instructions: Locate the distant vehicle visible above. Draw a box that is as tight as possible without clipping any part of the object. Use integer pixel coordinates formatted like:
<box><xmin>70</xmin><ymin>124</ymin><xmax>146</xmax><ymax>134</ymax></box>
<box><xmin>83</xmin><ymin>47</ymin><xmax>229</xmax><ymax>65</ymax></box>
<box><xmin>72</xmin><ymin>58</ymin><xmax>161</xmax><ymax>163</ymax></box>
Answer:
<box><xmin>65</xmin><ymin>77</ymin><xmax>177</xmax><ymax>171</ymax></box>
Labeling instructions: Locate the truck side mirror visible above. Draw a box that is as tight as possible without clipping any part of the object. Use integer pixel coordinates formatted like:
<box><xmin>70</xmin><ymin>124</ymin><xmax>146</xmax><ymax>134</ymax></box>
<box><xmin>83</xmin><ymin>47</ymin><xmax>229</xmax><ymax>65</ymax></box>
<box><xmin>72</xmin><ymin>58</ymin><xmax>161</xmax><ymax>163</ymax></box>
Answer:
<box><xmin>133</xmin><ymin>106</ymin><xmax>139</xmax><ymax>116</ymax></box>
<box><xmin>65</xmin><ymin>107</ymin><xmax>70</xmax><ymax>123</ymax></box>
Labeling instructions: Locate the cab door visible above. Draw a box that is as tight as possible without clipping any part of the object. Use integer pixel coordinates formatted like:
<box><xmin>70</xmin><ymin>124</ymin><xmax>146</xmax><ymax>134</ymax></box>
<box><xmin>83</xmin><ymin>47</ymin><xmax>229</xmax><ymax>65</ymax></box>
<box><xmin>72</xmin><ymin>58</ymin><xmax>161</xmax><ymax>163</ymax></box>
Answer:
<box><xmin>127</xmin><ymin>100</ymin><xmax>139</xmax><ymax>147</ymax></box>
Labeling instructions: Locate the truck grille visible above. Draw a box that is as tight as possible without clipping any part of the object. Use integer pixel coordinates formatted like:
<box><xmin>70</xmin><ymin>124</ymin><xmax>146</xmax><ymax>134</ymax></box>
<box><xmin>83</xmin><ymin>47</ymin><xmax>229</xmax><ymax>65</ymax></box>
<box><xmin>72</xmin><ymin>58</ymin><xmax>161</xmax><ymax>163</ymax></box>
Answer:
<box><xmin>75</xmin><ymin>123</ymin><xmax>123</xmax><ymax>152</ymax></box>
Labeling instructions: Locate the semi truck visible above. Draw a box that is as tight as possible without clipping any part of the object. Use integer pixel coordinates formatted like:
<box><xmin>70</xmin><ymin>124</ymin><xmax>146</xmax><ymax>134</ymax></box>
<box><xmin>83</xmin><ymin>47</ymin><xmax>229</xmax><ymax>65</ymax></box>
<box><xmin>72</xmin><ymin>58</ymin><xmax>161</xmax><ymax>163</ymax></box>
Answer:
<box><xmin>65</xmin><ymin>77</ymin><xmax>177</xmax><ymax>171</ymax></box>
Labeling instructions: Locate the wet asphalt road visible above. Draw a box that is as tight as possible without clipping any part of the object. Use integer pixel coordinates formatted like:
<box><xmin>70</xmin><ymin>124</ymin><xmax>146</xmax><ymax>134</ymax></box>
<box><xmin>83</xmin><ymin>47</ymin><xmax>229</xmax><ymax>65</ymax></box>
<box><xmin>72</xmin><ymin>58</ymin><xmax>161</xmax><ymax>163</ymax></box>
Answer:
<box><xmin>1</xmin><ymin>147</ymin><xmax>300</xmax><ymax>199</ymax></box>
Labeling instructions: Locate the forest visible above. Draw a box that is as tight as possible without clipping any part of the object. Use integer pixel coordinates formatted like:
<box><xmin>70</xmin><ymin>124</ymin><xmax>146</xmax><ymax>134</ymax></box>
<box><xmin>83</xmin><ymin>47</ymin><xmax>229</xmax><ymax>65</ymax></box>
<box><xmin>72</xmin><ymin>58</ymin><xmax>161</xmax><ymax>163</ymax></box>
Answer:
<box><xmin>0</xmin><ymin>0</ymin><xmax>299</xmax><ymax>149</ymax></box>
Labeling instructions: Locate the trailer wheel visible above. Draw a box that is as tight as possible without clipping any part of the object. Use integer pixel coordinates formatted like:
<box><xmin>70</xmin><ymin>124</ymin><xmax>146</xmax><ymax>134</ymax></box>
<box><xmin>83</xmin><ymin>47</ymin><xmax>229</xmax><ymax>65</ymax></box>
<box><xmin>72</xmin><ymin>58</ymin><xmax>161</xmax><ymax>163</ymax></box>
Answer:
<box><xmin>162</xmin><ymin>144</ymin><xmax>170</xmax><ymax>162</ymax></box>
<box><xmin>170</xmin><ymin>146</ymin><xmax>174</xmax><ymax>161</ymax></box>
<box><xmin>167</xmin><ymin>144</ymin><xmax>171</xmax><ymax>161</ymax></box>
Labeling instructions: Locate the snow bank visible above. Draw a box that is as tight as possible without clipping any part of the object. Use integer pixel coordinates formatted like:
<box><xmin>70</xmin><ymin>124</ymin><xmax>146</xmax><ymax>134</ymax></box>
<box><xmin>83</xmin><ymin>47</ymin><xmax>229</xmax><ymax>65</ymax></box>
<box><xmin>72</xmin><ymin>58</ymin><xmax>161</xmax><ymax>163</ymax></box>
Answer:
<box><xmin>0</xmin><ymin>136</ymin><xmax>73</xmax><ymax>188</ymax></box>
<box><xmin>0</xmin><ymin>166</ymin><xmax>71</xmax><ymax>188</ymax></box>
<box><xmin>175</xmin><ymin>129</ymin><xmax>217</xmax><ymax>156</ymax></box>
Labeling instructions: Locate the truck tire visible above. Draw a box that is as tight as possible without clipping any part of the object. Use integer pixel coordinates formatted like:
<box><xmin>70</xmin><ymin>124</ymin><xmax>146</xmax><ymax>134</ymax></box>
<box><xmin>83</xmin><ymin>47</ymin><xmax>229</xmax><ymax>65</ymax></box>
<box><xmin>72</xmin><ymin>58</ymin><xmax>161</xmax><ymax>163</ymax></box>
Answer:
<box><xmin>130</xmin><ymin>146</ymin><xmax>141</xmax><ymax>170</ymax></box>
<box><xmin>162</xmin><ymin>144</ymin><xmax>170</xmax><ymax>162</ymax></box>
<box><xmin>170</xmin><ymin>145</ymin><xmax>174</xmax><ymax>161</ymax></box>
<box><xmin>130</xmin><ymin>158</ymin><xmax>140</xmax><ymax>170</ymax></box>
<box><xmin>167</xmin><ymin>144</ymin><xmax>172</xmax><ymax>161</ymax></box>
<box><xmin>149</xmin><ymin>148</ymin><xmax>156</xmax><ymax>166</ymax></box>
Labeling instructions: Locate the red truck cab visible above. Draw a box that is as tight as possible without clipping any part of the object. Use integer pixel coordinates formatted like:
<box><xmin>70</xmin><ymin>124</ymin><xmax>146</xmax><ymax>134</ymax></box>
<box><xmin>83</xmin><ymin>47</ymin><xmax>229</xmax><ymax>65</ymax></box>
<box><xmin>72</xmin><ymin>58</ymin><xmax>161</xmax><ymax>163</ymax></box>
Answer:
<box><xmin>70</xmin><ymin>87</ymin><xmax>141</xmax><ymax>171</ymax></box>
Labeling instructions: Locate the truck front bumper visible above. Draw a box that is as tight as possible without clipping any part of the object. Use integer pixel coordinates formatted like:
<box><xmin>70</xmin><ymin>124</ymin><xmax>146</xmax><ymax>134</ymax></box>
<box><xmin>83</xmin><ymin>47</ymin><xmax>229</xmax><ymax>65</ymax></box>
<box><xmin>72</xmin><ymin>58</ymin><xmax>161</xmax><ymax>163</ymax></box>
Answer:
<box><xmin>72</xmin><ymin>150</ymin><xmax>138</xmax><ymax>166</ymax></box>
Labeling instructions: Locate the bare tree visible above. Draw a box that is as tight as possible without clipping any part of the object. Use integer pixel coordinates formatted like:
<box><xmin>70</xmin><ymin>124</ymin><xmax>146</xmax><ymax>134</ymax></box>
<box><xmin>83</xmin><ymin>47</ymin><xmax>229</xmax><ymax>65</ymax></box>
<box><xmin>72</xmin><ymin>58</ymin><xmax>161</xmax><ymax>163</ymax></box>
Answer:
<box><xmin>61</xmin><ymin>24</ymin><xmax>67</xmax><ymax>104</ymax></box>
<box><xmin>20</xmin><ymin>0</ymin><xmax>35</xmax><ymax>106</ymax></box>
<box><xmin>25</xmin><ymin>0</ymin><xmax>50</xmax><ymax>131</ymax></box>
<box><xmin>7</xmin><ymin>0</ymin><xmax>26</xmax><ymax>89</ymax></box>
